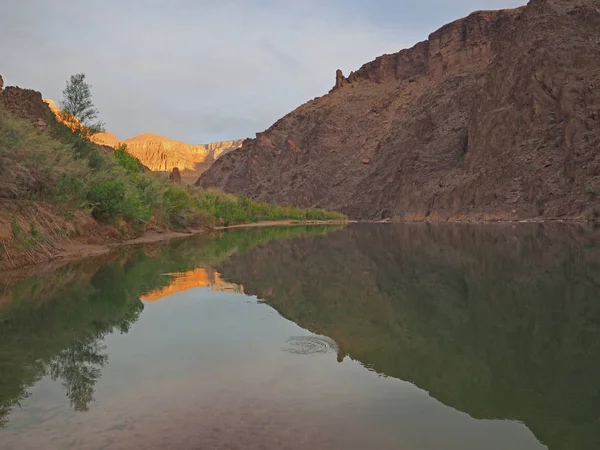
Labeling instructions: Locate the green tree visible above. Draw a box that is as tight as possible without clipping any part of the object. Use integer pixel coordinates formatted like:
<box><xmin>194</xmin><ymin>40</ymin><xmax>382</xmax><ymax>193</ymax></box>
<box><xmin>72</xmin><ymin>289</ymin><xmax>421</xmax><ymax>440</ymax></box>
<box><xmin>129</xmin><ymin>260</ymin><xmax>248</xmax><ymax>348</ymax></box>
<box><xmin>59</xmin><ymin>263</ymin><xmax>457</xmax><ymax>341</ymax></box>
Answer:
<box><xmin>59</xmin><ymin>73</ymin><xmax>105</xmax><ymax>133</ymax></box>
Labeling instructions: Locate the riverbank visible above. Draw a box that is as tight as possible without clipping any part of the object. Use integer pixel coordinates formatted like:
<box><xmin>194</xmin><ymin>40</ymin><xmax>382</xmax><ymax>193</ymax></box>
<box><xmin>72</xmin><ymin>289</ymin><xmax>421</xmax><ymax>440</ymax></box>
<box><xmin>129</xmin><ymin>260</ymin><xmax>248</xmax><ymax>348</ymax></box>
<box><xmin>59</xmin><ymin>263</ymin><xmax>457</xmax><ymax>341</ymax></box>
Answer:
<box><xmin>6</xmin><ymin>214</ymin><xmax>598</xmax><ymax>272</ymax></box>
<box><xmin>0</xmin><ymin>97</ymin><xmax>346</xmax><ymax>272</ymax></box>
<box><xmin>0</xmin><ymin>220</ymin><xmax>350</xmax><ymax>272</ymax></box>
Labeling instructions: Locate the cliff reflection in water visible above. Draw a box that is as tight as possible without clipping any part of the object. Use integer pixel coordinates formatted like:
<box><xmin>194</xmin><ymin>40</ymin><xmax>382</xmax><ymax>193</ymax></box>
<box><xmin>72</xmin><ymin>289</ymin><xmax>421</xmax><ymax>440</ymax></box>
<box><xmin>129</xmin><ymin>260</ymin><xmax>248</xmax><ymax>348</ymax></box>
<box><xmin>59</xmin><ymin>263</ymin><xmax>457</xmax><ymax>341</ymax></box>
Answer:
<box><xmin>141</xmin><ymin>267</ymin><xmax>244</xmax><ymax>301</ymax></box>
<box><xmin>0</xmin><ymin>225</ymin><xmax>340</xmax><ymax>428</ymax></box>
<box><xmin>215</xmin><ymin>223</ymin><xmax>600</xmax><ymax>450</ymax></box>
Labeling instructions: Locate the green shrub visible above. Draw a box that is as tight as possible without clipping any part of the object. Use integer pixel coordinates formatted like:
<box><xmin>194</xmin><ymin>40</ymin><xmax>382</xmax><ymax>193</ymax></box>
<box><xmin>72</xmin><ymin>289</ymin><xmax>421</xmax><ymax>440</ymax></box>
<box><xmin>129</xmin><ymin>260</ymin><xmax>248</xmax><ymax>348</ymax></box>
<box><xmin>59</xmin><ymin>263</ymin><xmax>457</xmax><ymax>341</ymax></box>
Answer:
<box><xmin>113</xmin><ymin>145</ymin><xmax>143</xmax><ymax>174</ymax></box>
<box><xmin>52</xmin><ymin>121</ymin><xmax>105</xmax><ymax>170</ymax></box>
<box><xmin>190</xmin><ymin>188</ymin><xmax>345</xmax><ymax>226</ymax></box>
<box><xmin>9</xmin><ymin>216</ymin><xmax>42</xmax><ymax>249</ymax></box>
<box><xmin>162</xmin><ymin>187</ymin><xmax>193</xmax><ymax>228</ymax></box>
<box><xmin>87</xmin><ymin>180</ymin><xmax>126</xmax><ymax>220</ymax></box>
<box><xmin>50</xmin><ymin>174</ymin><xmax>88</xmax><ymax>205</ymax></box>
<box><xmin>29</xmin><ymin>221</ymin><xmax>41</xmax><ymax>240</ymax></box>
<box><xmin>120</xmin><ymin>191</ymin><xmax>152</xmax><ymax>227</ymax></box>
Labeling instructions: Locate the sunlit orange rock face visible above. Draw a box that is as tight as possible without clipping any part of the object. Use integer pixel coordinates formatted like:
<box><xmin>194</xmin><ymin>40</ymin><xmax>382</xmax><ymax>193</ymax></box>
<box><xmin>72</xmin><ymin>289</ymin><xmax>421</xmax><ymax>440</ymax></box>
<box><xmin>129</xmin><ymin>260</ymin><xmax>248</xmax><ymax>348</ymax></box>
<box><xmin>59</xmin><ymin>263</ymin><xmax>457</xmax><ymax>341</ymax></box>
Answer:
<box><xmin>141</xmin><ymin>267</ymin><xmax>244</xmax><ymax>301</ymax></box>
<box><xmin>44</xmin><ymin>99</ymin><xmax>245</xmax><ymax>182</ymax></box>
<box><xmin>44</xmin><ymin>99</ymin><xmax>86</xmax><ymax>134</ymax></box>
<box><xmin>113</xmin><ymin>134</ymin><xmax>245</xmax><ymax>182</ymax></box>
<box><xmin>92</xmin><ymin>131</ymin><xmax>121</xmax><ymax>148</ymax></box>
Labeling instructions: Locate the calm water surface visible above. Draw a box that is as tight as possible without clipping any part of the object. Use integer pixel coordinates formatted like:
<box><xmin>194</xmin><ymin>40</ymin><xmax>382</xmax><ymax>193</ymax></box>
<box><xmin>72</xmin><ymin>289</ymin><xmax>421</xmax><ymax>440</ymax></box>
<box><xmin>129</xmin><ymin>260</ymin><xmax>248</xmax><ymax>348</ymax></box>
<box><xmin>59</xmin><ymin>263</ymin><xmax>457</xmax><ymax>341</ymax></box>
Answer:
<box><xmin>1</xmin><ymin>224</ymin><xmax>599</xmax><ymax>450</ymax></box>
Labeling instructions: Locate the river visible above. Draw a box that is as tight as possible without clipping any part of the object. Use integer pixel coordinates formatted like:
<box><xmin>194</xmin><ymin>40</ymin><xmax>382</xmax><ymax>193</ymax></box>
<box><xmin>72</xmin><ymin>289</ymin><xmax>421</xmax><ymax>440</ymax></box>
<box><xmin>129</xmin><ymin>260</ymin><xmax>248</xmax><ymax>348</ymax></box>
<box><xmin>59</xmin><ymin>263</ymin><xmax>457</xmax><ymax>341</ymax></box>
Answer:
<box><xmin>1</xmin><ymin>223</ymin><xmax>599</xmax><ymax>450</ymax></box>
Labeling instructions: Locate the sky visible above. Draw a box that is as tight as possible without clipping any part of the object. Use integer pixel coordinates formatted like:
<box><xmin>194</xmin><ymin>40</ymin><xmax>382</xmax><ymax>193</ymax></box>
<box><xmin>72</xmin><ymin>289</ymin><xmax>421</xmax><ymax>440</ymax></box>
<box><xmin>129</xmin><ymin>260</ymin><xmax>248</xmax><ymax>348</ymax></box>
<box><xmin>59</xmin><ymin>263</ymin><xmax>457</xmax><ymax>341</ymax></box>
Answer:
<box><xmin>1</xmin><ymin>0</ymin><xmax>526</xmax><ymax>144</ymax></box>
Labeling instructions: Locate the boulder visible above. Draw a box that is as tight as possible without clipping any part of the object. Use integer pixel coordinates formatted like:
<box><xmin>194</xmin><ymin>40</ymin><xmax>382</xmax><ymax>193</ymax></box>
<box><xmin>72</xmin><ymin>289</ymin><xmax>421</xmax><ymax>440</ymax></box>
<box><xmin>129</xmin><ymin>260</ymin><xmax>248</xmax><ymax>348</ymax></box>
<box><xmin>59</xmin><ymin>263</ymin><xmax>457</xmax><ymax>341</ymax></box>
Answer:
<box><xmin>169</xmin><ymin>167</ymin><xmax>182</xmax><ymax>183</ymax></box>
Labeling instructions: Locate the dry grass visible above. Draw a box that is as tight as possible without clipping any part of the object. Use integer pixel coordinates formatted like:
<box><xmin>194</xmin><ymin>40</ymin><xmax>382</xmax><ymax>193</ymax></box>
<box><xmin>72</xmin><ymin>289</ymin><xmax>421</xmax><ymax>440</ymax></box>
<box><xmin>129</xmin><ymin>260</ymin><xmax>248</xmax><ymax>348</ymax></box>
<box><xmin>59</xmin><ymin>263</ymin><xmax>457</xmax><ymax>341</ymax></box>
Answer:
<box><xmin>0</xmin><ymin>201</ymin><xmax>90</xmax><ymax>270</ymax></box>
<box><xmin>0</xmin><ymin>110</ymin><xmax>89</xmax><ymax>201</ymax></box>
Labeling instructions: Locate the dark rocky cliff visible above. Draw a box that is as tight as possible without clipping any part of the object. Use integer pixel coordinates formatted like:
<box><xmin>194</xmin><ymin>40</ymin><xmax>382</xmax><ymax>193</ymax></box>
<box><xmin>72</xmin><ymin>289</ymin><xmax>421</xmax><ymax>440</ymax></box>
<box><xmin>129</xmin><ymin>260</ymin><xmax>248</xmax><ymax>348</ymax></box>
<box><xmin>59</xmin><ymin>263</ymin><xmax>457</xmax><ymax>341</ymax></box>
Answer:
<box><xmin>199</xmin><ymin>0</ymin><xmax>600</xmax><ymax>220</ymax></box>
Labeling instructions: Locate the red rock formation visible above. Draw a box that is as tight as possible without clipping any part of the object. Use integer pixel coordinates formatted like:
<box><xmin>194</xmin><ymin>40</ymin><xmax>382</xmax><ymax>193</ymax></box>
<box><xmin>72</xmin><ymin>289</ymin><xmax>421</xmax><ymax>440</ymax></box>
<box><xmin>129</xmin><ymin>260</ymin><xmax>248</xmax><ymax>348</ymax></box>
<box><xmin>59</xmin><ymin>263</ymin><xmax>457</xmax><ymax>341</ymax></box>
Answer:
<box><xmin>169</xmin><ymin>167</ymin><xmax>182</xmax><ymax>183</ymax></box>
<box><xmin>199</xmin><ymin>0</ymin><xmax>600</xmax><ymax>221</ymax></box>
<box><xmin>332</xmin><ymin>69</ymin><xmax>348</xmax><ymax>91</ymax></box>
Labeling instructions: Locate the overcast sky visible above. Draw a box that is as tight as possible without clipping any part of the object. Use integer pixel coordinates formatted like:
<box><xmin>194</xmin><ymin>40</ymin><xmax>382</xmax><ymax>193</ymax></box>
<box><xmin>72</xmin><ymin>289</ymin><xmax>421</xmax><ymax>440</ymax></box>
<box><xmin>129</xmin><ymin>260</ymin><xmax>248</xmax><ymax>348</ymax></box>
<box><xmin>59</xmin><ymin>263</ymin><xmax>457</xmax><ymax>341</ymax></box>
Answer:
<box><xmin>1</xmin><ymin>0</ymin><xmax>526</xmax><ymax>143</ymax></box>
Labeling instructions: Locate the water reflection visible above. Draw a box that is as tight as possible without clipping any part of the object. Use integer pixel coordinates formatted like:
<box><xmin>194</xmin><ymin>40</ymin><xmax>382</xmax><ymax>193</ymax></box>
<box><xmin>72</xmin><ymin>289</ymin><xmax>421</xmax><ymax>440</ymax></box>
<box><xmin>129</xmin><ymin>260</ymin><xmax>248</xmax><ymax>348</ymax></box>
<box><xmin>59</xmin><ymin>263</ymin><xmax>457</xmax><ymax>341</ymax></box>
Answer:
<box><xmin>141</xmin><ymin>267</ymin><xmax>244</xmax><ymax>301</ymax></box>
<box><xmin>0</xmin><ymin>222</ymin><xmax>598</xmax><ymax>450</ymax></box>
<box><xmin>0</xmin><ymin>225</ymin><xmax>339</xmax><ymax>428</ymax></box>
<box><xmin>215</xmin><ymin>223</ymin><xmax>600</xmax><ymax>450</ymax></box>
<box><xmin>0</xmin><ymin>258</ymin><xmax>144</xmax><ymax>427</ymax></box>
<box><xmin>283</xmin><ymin>335</ymin><xmax>339</xmax><ymax>355</ymax></box>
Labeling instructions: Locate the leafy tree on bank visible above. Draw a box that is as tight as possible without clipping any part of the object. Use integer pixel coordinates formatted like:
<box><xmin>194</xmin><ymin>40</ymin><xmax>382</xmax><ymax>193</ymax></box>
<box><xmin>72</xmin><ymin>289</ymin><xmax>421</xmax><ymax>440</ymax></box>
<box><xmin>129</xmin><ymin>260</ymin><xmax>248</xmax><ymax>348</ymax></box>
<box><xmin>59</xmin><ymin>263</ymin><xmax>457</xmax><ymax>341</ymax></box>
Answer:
<box><xmin>59</xmin><ymin>73</ymin><xmax>105</xmax><ymax>134</ymax></box>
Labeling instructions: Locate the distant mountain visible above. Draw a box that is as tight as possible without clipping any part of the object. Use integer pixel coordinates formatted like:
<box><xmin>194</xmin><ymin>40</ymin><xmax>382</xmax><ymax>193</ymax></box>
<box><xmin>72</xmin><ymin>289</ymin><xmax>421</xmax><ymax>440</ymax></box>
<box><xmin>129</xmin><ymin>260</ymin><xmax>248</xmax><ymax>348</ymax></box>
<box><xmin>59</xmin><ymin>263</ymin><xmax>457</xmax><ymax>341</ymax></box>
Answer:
<box><xmin>44</xmin><ymin>100</ymin><xmax>244</xmax><ymax>182</ymax></box>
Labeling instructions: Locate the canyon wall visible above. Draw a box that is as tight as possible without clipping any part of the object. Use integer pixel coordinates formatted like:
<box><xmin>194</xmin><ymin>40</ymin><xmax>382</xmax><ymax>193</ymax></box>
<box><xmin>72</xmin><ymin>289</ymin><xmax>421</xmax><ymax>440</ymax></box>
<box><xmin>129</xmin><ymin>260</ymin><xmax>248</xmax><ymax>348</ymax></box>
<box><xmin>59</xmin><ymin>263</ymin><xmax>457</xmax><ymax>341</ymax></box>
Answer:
<box><xmin>200</xmin><ymin>0</ymin><xmax>600</xmax><ymax>220</ymax></box>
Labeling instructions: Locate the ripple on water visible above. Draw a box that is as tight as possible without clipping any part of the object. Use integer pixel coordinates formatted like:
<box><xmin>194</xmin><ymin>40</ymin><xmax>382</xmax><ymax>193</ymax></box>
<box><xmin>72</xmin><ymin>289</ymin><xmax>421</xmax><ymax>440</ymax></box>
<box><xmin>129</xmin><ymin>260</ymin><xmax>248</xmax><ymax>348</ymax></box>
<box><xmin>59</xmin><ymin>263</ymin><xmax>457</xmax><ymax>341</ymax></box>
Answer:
<box><xmin>283</xmin><ymin>336</ymin><xmax>338</xmax><ymax>355</ymax></box>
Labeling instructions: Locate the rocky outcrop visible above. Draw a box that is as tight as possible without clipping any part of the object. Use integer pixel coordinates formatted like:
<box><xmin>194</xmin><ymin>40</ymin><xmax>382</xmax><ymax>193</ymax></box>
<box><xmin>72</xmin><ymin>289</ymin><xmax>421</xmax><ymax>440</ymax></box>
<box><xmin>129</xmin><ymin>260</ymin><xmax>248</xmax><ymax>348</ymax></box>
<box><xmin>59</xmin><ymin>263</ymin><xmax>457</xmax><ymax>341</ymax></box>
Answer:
<box><xmin>169</xmin><ymin>167</ymin><xmax>182</xmax><ymax>183</ymax></box>
<box><xmin>332</xmin><ymin>69</ymin><xmax>348</xmax><ymax>91</ymax></box>
<box><xmin>121</xmin><ymin>133</ymin><xmax>208</xmax><ymax>172</ymax></box>
<box><xmin>45</xmin><ymin>100</ymin><xmax>124</xmax><ymax>148</ymax></box>
<box><xmin>0</xmin><ymin>86</ymin><xmax>53</xmax><ymax>130</ymax></box>
<box><xmin>200</xmin><ymin>0</ymin><xmax>600</xmax><ymax>221</ymax></box>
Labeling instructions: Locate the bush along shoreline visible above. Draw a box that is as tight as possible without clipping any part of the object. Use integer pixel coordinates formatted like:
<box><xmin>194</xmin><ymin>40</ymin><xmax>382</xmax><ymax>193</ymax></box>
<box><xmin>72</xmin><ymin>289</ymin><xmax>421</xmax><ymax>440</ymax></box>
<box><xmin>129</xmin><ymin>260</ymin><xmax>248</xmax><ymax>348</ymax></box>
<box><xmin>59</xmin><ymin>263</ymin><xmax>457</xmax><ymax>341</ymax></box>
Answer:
<box><xmin>0</xmin><ymin>105</ymin><xmax>346</xmax><ymax>270</ymax></box>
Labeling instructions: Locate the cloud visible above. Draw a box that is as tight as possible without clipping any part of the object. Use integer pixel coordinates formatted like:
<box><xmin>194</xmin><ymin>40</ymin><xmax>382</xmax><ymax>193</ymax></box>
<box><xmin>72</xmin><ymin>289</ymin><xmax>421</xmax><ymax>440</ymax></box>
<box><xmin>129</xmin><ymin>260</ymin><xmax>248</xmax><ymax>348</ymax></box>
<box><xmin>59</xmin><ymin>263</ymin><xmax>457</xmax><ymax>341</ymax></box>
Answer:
<box><xmin>0</xmin><ymin>0</ymin><xmax>526</xmax><ymax>143</ymax></box>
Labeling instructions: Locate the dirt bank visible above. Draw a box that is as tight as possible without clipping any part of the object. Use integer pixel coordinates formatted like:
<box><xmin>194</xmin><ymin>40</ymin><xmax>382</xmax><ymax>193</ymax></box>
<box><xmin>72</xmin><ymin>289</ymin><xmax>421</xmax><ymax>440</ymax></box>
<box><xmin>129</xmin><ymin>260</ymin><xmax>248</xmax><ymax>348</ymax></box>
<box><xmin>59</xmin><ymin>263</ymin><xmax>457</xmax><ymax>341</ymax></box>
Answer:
<box><xmin>1</xmin><ymin>220</ymin><xmax>350</xmax><ymax>272</ymax></box>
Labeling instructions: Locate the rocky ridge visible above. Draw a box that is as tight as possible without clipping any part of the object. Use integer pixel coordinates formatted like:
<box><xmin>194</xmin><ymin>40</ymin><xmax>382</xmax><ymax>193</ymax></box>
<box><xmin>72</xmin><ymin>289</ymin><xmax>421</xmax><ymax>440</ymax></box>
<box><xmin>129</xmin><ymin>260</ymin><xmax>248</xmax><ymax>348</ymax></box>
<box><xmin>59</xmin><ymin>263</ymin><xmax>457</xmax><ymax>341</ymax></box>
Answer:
<box><xmin>200</xmin><ymin>0</ymin><xmax>600</xmax><ymax>220</ymax></box>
